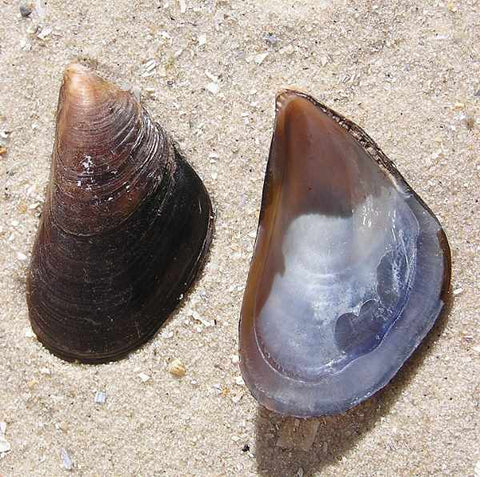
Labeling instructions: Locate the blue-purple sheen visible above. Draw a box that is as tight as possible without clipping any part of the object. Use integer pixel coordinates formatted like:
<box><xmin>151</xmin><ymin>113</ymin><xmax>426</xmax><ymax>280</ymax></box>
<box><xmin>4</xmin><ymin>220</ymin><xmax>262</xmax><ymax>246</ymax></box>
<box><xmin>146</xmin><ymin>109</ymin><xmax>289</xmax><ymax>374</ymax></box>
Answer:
<box><xmin>239</xmin><ymin>92</ymin><xmax>450</xmax><ymax>416</ymax></box>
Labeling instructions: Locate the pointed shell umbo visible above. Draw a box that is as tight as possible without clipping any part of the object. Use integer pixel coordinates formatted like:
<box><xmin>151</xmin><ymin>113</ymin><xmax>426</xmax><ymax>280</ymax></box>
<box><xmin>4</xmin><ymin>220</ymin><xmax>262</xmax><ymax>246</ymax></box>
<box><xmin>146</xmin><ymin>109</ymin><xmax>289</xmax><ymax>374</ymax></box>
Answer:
<box><xmin>239</xmin><ymin>90</ymin><xmax>451</xmax><ymax>416</ymax></box>
<box><xmin>27</xmin><ymin>64</ymin><xmax>213</xmax><ymax>363</ymax></box>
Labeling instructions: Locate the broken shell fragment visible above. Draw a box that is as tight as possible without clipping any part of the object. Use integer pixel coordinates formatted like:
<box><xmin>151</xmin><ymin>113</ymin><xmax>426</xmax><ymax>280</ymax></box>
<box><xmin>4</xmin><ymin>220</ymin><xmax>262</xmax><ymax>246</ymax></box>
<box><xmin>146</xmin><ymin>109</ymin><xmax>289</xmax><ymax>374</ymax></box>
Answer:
<box><xmin>26</xmin><ymin>64</ymin><xmax>213</xmax><ymax>363</ymax></box>
<box><xmin>168</xmin><ymin>358</ymin><xmax>186</xmax><ymax>377</ymax></box>
<box><xmin>239</xmin><ymin>90</ymin><xmax>451</xmax><ymax>416</ymax></box>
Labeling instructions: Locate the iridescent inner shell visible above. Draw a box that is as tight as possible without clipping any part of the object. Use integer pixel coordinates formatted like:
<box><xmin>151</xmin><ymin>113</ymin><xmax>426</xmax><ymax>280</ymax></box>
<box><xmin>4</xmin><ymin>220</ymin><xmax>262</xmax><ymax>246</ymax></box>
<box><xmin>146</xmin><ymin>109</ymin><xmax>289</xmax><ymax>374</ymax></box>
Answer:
<box><xmin>239</xmin><ymin>91</ymin><xmax>451</xmax><ymax>416</ymax></box>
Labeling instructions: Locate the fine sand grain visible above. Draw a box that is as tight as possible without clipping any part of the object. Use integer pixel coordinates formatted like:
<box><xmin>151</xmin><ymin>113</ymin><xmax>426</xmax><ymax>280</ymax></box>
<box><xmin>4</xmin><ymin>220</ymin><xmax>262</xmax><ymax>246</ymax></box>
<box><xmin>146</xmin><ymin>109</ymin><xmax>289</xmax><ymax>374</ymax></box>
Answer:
<box><xmin>0</xmin><ymin>1</ymin><xmax>479</xmax><ymax>476</ymax></box>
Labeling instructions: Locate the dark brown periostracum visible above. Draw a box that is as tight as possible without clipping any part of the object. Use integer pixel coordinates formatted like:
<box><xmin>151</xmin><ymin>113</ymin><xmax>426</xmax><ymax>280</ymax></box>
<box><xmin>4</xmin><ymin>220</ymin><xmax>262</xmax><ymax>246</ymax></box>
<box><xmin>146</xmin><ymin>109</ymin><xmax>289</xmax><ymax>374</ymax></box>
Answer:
<box><xmin>27</xmin><ymin>64</ymin><xmax>213</xmax><ymax>363</ymax></box>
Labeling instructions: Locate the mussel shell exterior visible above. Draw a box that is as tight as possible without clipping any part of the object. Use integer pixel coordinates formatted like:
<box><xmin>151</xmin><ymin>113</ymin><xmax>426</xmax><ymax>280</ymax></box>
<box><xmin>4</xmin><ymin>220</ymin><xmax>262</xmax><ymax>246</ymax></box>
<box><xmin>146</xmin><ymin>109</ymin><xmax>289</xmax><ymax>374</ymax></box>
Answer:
<box><xmin>27</xmin><ymin>65</ymin><xmax>213</xmax><ymax>363</ymax></box>
<box><xmin>239</xmin><ymin>91</ymin><xmax>451</xmax><ymax>416</ymax></box>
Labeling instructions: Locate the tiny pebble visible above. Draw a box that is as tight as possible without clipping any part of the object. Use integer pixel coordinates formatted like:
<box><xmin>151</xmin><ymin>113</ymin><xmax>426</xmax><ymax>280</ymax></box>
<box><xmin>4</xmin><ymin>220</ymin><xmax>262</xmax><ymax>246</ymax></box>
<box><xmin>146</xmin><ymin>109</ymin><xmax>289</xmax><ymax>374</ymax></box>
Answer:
<box><xmin>205</xmin><ymin>71</ymin><xmax>219</xmax><ymax>82</ymax></box>
<box><xmin>254</xmin><ymin>52</ymin><xmax>269</xmax><ymax>65</ymax></box>
<box><xmin>296</xmin><ymin>468</ymin><xmax>304</xmax><ymax>477</ymax></box>
<box><xmin>205</xmin><ymin>82</ymin><xmax>219</xmax><ymax>95</ymax></box>
<box><xmin>16</xmin><ymin>252</ymin><xmax>28</xmax><ymax>261</ymax></box>
<box><xmin>231</xmin><ymin>394</ymin><xmax>242</xmax><ymax>404</ymax></box>
<box><xmin>264</xmin><ymin>32</ymin><xmax>279</xmax><ymax>46</ymax></box>
<box><xmin>0</xmin><ymin>146</ymin><xmax>7</xmax><ymax>156</ymax></box>
<box><xmin>142</xmin><ymin>59</ymin><xmax>158</xmax><ymax>77</ymax></box>
<box><xmin>40</xmin><ymin>367</ymin><xmax>51</xmax><ymax>375</ymax></box>
<box><xmin>189</xmin><ymin>309</ymin><xmax>214</xmax><ymax>327</ymax></box>
<box><xmin>178</xmin><ymin>0</ymin><xmax>186</xmax><ymax>13</ymax></box>
<box><xmin>453</xmin><ymin>288</ymin><xmax>463</xmax><ymax>296</ymax></box>
<box><xmin>241</xmin><ymin>444</ymin><xmax>250</xmax><ymax>452</ymax></box>
<box><xmin>60</xmin><ymin>448</ymin><xmax>73</xmax><ymax>470</ymax></box>
<box><xmin>447</xmin><ymin>2</ymin><xmax>457</xmax><ymax>12</ymax></box>
<box><xmin>235</xmin><ymin>376</ymin><xmax>245</xmax><ymax>386</ymax></box>
<box><xmin>24</xmin><ymin>327</ymin><xmax>35</xmax><ymax>338</ymax></box>
<box><xmin>94</xmin><ymin>391</ymin><xmax>107</xmax><ymax>404</ymax></box>
<box><xmin>37</xmin><ymin>26</ymin><xmax>52</xmax><ymax>40</ymax></box>
<box><xmin>20</xmin><ymin>2</ymin><xmax>33</xmax><ymax>17</ymax></box>
<box><xmin>34</xmin><ymin>0</ymin><xmax>46</xmax><ymax>17</ymax></box>
<box><xmin>168</xmin><ymin>358</ymin><xmax>186</xmax><ymax>377</ymax></box>
<box><xmin>231</xmin><ymin>355</ymin><xmax>240</xmax><ymax>364</ymax></box>
<box><xmin>0</xmin><ymin>422</ymin><xmax>6</xmax><ymax>434</ymax></box>
<box><xmin>0</xmin><ymin>437</ymin><xmax>11</xmax><ymax>453</ymax></box>
<box><xmin>198</xmin><ymin>34</ymin><xmax>207</xmax><ymax>46</ymax></box>
<box><xmin>138</xmin><ymin>373</ymin><xmax>151</xmax><ymax>383</ymax></box>
<box><xmin>281</xmin><ymin>44</ymin><xmax>294</xmax><ymax>55</ymax></box>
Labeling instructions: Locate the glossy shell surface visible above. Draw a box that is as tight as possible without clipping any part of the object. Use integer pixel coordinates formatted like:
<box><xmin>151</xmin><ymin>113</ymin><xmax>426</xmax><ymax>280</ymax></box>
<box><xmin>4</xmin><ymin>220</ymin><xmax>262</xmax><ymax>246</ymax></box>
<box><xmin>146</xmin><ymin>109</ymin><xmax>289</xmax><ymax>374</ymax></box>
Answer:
<box><xmin>239</xmin><ymin>91</ymin><xmax>451</xmax><ymax>416</ymax></box>
<box><xmin>27</xmin><ymin>65</ymin><xmax>213</xmax><ymax>363</ymax></box>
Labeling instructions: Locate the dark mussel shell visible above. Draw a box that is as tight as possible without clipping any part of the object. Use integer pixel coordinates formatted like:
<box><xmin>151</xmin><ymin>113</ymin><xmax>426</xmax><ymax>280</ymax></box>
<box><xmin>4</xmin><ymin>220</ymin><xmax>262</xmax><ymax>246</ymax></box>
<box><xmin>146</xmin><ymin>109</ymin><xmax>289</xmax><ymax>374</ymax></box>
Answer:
<box><xmin>239</xmin><ymin>90</ymin><xmax>451</xmax><ymax>416</ymax></box>
<box><xmin>27</xmin><ymin>64</ymin><xmax>213</xmax><ymax>363</ymax></box>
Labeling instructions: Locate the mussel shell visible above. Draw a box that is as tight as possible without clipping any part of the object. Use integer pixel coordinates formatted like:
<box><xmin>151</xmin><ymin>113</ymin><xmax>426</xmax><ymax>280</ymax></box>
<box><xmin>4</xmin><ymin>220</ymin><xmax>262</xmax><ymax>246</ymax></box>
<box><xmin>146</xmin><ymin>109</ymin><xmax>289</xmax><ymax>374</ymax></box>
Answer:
<box><xmin>27</xmin><ymin>65</ymin><xmax>213</xmax><ymax>363</ymax></box>
<box><xmin>239</xmin><ymin>90</ymin><xmax>451</xmax><ymax>416</ymax></box>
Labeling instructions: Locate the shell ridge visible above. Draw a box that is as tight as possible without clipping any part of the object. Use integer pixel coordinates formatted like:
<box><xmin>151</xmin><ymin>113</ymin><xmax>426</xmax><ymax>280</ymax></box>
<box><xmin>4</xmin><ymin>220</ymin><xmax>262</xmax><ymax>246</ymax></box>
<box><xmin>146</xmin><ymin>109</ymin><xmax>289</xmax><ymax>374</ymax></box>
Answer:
<box><xmin>27</xmin><ymin>65</ymin><xmax>214</xmax><ymax>363</ymax></box>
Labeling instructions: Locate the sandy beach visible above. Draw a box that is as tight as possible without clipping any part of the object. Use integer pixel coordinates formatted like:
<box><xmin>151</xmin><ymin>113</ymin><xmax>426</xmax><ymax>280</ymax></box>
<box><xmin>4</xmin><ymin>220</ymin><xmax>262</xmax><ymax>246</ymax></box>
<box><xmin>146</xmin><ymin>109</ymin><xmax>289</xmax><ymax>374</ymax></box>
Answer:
<box><xmin>0</xmin><ymin>0</ymin><xmax>479</xmax><ymax>475</ymax></box>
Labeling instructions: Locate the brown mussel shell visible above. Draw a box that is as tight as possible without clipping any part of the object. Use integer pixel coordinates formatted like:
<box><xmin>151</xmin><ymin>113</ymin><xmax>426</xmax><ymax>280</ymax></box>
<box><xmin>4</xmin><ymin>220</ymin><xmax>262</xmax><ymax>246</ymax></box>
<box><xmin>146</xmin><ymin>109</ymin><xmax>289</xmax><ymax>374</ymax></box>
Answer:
<box><xmin>239</xmin><ymin>90</ymin><xmax>451</xmax><ymax>416</ymax></box>
<box><xmin>27</xmin><ymin>64</ymin><xmax>213</xmax><ymax>363</ymax></box>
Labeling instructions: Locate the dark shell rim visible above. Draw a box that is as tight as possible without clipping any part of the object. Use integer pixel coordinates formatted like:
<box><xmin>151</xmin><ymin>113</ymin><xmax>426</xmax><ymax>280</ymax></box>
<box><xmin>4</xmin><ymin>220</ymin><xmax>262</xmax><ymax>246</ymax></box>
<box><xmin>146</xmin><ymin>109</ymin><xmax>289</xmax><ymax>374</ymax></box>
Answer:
<box><xmin>239</xmin><ymin>90</ymin><xmax>452</xmax><ymax>416</ymax></box>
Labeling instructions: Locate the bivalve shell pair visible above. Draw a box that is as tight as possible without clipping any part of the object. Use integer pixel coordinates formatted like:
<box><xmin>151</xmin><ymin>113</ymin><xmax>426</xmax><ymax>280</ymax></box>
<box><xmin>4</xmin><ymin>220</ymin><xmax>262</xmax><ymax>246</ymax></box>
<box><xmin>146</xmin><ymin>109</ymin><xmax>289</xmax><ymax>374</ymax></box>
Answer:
<box><xmin>27</xmin><ymin>65</ymin><xmax>451</xmax><ymax>417</ymax></box>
